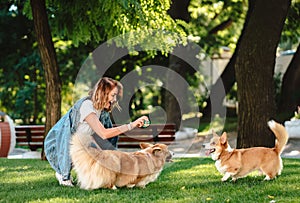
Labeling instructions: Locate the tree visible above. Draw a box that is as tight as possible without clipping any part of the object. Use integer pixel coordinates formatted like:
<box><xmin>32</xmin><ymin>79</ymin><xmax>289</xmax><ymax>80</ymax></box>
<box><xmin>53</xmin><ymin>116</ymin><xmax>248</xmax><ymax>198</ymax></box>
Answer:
<box><xmin>27</xmin><ymin>0</ymin><xmax>185</xmax><ymax>159</ymax></box>
<box><xmin>188</xmin><ymin>0</ymin><xmax>246</xmax><ymax>56</ymax></box>
<box><xmin>30</xmin><ymin>0</ymin><xmax>62</xmax><ymax>160</ymax></box>
<box><xmin>30</xmin><ymin>0</ymin><xmax>62</xmax><ymax>127</ymax></box>
<box><xmin>0</xmin><ymin>2</ymin><xmax>95</xmax><ymax>124</ymax></box>
<box><xmin>164</xmin><ymin>0</ymin><xmax>191</xmax><ymax>129</ymax></box>
<box><xmin>278</xmin><ymin>1</ymin><xmax>300</xmax><ymax>117</ymax></box>
<box><xmin>203</xmin><ymin>1</ymin><xmax>300</xmax><ymax>122</ymax></box>
<box><xmin>165</xmin><ymin>0</ymin><xmax>246</xmax><ymax>128</ymax></box>
<box><xmin>235</xmin><ymin>0</ymin><xmax>291</xmax><ymax>148</ymax></box>
<box><xmin>279</xmin><ymin>43</ymin><xmax>300</xmax><ymax>117</ymax></box>
<box><xmin>0</xmin><ymin>2</ymin><xmax>44</xmax><ymax>124</ymax></box>
<box><xmin>47</xmin><ymin>0</ymin><xmax>184</xmax><ymax>49</ymax></box>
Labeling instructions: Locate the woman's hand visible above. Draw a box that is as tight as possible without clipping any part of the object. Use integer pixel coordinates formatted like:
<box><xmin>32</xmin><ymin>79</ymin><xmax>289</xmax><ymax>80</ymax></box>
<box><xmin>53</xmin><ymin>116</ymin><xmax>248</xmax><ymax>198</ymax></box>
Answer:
<box><xmin>132</xmin><ymin>116</ymin><xmax>149</xmax><ymax>128</ymax></box>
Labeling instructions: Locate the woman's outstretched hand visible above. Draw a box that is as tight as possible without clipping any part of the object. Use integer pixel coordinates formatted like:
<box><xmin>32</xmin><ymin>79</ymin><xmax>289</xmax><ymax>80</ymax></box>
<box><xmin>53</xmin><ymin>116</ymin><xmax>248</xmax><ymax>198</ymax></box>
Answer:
<box><xmin>132</xmin><ymin>116</ymin><xmax>149</xmax><ymax>128</ymax></box>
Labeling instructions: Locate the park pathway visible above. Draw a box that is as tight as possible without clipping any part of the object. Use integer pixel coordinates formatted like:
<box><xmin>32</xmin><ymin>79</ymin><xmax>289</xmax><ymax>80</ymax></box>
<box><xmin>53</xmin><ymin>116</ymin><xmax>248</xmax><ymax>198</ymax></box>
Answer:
<box><xmin>7</xmin><ymin>131</ymin><xmax>300</xmax><ymax>159</ymax></box>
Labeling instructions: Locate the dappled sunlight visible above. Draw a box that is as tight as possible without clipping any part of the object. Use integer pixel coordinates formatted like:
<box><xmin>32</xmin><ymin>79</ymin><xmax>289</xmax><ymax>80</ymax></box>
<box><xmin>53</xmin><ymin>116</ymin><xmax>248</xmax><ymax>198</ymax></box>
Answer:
<box><xmin>2</xmin><ymin>169</ymin><xmax>50</xmax><ymax>184</ymax></box>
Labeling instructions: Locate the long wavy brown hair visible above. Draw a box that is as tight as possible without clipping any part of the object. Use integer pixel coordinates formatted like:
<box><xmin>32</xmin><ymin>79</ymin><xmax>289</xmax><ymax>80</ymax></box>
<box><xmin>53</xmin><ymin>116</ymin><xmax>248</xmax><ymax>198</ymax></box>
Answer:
<box><xmin>88</xmin><ymin>77</ymin><xmax>123</xmax><ymax>111</ymax></box>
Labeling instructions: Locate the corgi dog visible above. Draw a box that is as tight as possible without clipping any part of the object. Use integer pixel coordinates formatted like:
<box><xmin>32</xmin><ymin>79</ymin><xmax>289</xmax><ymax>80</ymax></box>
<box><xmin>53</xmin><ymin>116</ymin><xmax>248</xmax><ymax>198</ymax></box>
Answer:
<box><xmin>204</xmin><ymin>120</ymin><xmax>288</xmax><ymax>182</ymax></box>
<box><xmin>70</xmin><ymin>134</ymin><xmax>173</xmax><ymax>190</ymax></box>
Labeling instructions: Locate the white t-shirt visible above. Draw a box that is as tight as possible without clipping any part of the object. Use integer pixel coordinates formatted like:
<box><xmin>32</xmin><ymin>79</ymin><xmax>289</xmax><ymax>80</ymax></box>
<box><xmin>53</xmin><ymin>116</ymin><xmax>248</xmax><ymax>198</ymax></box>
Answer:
<box><xmin>75</xmin><ymin>99</ymin><xmax>101</xmax><ymax>136</ymax></box>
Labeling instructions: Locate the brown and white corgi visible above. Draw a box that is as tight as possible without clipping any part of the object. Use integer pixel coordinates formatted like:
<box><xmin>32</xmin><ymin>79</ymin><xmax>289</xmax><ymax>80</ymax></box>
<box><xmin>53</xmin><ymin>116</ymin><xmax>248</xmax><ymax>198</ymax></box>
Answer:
<box><xmin>204</xmin><ymin>120</ymin><xmax>288</xmax><ymax>182</ymax></box>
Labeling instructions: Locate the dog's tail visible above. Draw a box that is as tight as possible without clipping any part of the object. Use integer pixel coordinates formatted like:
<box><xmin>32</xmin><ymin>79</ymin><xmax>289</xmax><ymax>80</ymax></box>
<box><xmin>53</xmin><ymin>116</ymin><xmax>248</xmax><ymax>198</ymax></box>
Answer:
<box><xmin>70</xmin><ymin>133</ymin><xmax>102</xmax><ymax>163</ymax></box>
<box><xmin>268</xmin><ymin>120</ymin><xmax>289</xmax><ymax>155</ymax></box>
<box><xmin>69</xmin><ymin>134</ymin><xmax>109</xmax><ymax>190</ymax></box>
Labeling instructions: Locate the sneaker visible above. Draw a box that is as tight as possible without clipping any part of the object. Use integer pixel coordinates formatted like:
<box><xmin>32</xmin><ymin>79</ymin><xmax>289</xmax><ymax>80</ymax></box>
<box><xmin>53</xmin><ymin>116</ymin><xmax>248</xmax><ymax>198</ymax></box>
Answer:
<box><xmin>55</xmin><ymin>172</ymin><xmax>73</xmax><ymax>187</ymax></box>
<box><xmin>60</xmin><ymin>179</ymin><xmax>74</xmax><ymax>187</ymax></box>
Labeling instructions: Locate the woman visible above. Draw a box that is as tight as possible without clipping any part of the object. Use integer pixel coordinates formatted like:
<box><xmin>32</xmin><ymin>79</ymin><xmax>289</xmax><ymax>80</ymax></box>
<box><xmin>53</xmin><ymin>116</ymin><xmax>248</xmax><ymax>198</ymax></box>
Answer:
<box><xmin>44</xmin><ymin>77</ymin><xmax>148</xmax><ymax>186</ymax></box>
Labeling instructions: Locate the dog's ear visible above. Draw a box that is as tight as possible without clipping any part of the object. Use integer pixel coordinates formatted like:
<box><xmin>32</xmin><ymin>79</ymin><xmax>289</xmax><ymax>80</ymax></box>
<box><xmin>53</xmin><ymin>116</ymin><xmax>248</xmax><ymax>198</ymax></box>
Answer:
<box><xmin>140</xmin><ymin>142</ymin><xmax>153</xmax><ymax>149</ymax></box>
<box><xmin>152</xmin><ymin>147</ymin><xmax>162</xmax><ymax>156</ymax></box>
<box><xmin>220</xmin><ymin>132</ymin><xmax>227</xmax><ymax>144</ymax></box>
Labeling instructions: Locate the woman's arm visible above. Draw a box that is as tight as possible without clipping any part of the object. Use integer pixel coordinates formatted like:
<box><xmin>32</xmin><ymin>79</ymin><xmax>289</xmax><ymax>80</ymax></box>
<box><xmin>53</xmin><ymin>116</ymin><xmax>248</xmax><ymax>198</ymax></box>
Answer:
<box><xmin>85</xmin><ymin>113</ymin><xmax>148</xmax><ymax>139</ymax></box>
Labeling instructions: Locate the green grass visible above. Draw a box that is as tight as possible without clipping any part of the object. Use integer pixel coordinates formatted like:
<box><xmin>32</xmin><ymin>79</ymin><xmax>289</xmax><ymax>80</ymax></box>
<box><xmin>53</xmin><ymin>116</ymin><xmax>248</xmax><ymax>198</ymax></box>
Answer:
<box><xmin>1</xmin><ymin>158</ymin><xmax>300</xmax><ymax>203</ymax></box>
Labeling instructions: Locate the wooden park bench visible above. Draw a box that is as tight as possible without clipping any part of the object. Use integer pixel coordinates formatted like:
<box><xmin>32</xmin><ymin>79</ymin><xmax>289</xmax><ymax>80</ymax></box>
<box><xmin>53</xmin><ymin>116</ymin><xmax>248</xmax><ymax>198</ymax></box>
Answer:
<box><xmin>14</xmin><ymin>123</ymin><xmax>176</xmax><ymax>151</ymax></box>
<box><xmin>114</xmin><ymin>123</ymin><xmax>176</xmax><ymax>149</ymax></box>
<box><xmin>15</xmin><ymin>125</ymin><xmax>45</xmax><ymax>151</ymax></box>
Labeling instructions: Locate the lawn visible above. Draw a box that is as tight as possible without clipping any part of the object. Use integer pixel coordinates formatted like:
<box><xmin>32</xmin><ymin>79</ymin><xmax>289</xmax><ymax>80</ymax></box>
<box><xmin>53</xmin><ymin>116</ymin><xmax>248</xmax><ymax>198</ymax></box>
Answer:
<box><xmin>1</xmin><ymin>158</ymin><xmax>300</xmax><ymax>203</ymax></box>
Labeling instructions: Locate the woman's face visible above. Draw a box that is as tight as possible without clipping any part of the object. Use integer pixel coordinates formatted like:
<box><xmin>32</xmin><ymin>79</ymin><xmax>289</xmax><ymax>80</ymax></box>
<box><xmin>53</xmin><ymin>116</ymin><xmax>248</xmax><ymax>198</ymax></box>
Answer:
<box><xmin>105</xmin><ymin>86</ymin><xmax>119</xmax><ymax>109</ymax></box>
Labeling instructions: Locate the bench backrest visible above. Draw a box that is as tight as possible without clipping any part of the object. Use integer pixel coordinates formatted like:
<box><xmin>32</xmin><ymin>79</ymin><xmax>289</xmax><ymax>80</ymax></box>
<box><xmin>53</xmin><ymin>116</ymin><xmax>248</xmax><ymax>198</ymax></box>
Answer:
<box><xmin>15</xmin><ymin>125</ymin><xmax>45</xmax><ymax>151</ymax></box>
<box><xmin>14</xmin><ymin>123</ymin><xmax>176</xmax><ymax>150</ymax></box>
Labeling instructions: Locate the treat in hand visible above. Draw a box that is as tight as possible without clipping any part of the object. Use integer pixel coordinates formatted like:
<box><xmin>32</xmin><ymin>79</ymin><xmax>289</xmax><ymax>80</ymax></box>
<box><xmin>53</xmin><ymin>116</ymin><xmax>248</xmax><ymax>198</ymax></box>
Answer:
<box><xmin>142</xmin><ymin>120</ymin><xmax>151</xmax><ymax>128</ymax></box>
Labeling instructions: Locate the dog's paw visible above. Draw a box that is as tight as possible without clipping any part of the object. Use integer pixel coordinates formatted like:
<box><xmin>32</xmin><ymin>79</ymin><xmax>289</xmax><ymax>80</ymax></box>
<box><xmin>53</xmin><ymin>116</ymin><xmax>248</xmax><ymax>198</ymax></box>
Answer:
<box><xmin>267</xmin><ymin>120</ymin><xmax>276</xmax><ymax>129</ymax></box>
<box><xmin>263</xmin><ymin>175</ymin><xmax>271</xmax><ymax>181</ymax></box>
<box><xmin>221</xmin><ymin>176</ymin><xmax>229</xmax><ymax>182</ymax></box>
<box><xmin>221</xmin><ymin>172</ymin><xmax>231</xmax><ymax>182</ymax></box>
<box><xmin>126</xmin><ymin>184</ymin><xmax>135</xmax><ymax>188</ymax></box>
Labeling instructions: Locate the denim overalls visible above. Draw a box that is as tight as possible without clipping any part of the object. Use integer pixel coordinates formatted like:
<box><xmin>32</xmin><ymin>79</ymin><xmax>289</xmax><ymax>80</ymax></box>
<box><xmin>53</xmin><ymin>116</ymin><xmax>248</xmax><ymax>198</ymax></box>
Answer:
<box><xmin>44</xmin><ymin>96</ymin><xmax>117</xmax><ymax>180</ymax></box>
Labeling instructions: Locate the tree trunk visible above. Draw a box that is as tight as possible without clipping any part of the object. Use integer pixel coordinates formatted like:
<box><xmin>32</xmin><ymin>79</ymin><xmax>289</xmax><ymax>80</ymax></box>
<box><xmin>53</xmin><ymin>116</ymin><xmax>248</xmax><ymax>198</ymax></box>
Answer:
<box><xmin>235</xmin><ymin>0</ymin><xmax>291</xmax><ymax>148</ymax></box>
<box><xmin>164</xmin><ymin>0</ymin><xmax>191</xmax><ymax>130</ymax></box>
<box><xmin>30</xmin><ymin>0</ymin><xmax>62</xmax><ymax>159</ymax></box>
<box><xmin>165</xmin><ymin>55</ymin><xmax>190</xmax><ymax>130</ymax></box>
<box><xmin>168</xmin><ymin>0</ymin><xmax>190</xmax><ymax>22</ymax></box>
<box><xmin>278</xmin><ymin>44</ymin><xmax>300</xmax><ymax>118</ymax></box>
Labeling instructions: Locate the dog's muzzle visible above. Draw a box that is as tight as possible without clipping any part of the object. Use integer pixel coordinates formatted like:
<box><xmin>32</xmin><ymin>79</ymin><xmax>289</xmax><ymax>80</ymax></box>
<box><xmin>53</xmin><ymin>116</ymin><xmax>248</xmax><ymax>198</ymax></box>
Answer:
<box><xmin>205</xmin><ymin>148</ymin><xmax>216</xmax><ymax>156</ymax></box>
<box><xmin>166</xmin><ymin>151</ymin><xmax>174</xmax><ymax>162</ymax></box>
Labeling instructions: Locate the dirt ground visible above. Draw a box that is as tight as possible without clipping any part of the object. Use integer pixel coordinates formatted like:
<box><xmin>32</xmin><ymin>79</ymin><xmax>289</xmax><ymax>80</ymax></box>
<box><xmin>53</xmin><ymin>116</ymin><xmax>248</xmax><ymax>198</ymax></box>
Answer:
<box><xmin>169</xmin><ymin>132</ymin><xmax>300</xmax><ymax>158</ymax></box>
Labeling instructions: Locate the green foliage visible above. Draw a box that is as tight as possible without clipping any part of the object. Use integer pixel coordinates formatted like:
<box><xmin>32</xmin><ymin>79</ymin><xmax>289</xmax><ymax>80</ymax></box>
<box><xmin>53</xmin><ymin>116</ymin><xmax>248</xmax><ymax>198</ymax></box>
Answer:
<box><xmin>279</xmin><ymin>0</ymin><xmax>300</xmax><ymax>50</ymax></box>
<box><xmin>33</xmin><ymin>0</ymin><xmax>187</xmax><ymax>54</ymax></box>
<box><xmin>293</xmin><ymin>106</ymin><xmax>300</xmax><ymax>119</ymax></box>
<box><xmin>0</xmin><ymin>2</ymin><xmax>45</xmax><ymax>124</ymax></box>
<box><xmin>52</xmin><ymin>38</ymin><xmax>93</xmax><ymax>114</ymax></box>
<box><xmin>1</xmin><ymin>158</ymin><xmax>300</xmax><ymax>202</ymax></box>
<box><xmin>14</xmin><ymin>81</ymin><xmax>37</xmax><ymax>122</ymax></box>
<box><xmin>226</xmin><ymin>82</ymin><xmax>238</xmax><ymax>101</ymax></box>
<box><xmin>187</xmin><ymin>71</ymin><xmax>210</xmax><ymax>110</ymax></box>
<box><xmin>0</xmin><ymin>2</ymin><xmax>90</xmax><ymax>123</ymax></box>
<box><xmin>188</xmin><ymin>0</ymin><xmax>247</xmax><ymax>55</ymax></box>
<box><xmin>2</xmin><ymin>0</ymin><xmax>299</xmax><ymax>124</ymax></box>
